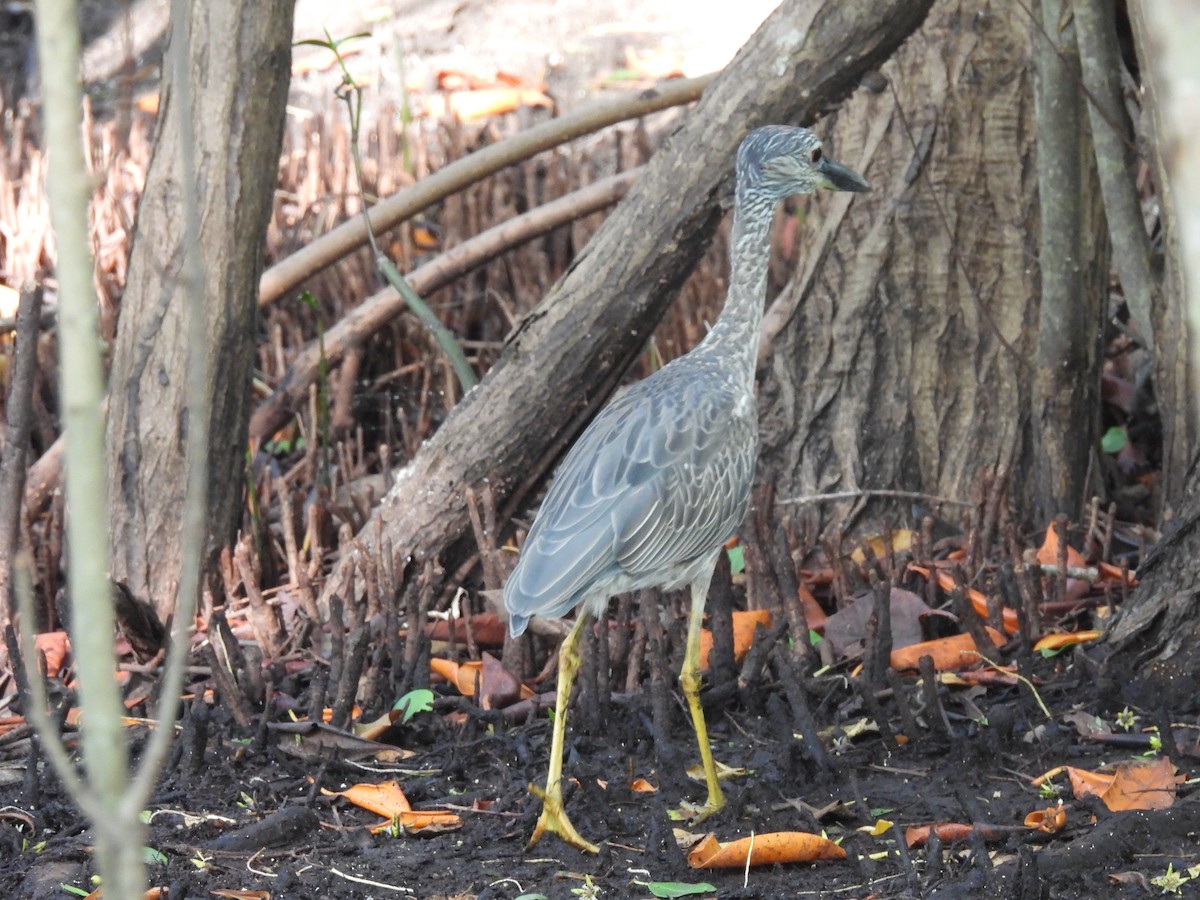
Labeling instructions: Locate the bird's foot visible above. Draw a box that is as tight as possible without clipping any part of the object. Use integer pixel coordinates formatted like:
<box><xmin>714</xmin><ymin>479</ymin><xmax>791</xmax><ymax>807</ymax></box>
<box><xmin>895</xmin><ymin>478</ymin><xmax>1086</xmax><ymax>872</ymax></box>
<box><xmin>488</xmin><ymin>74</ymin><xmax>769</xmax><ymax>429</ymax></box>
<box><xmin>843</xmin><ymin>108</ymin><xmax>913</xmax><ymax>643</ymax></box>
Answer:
<box><xmin>527</xmin><ymin>782</ymin><xmax>600</xmax><ymax>854</ymax></box>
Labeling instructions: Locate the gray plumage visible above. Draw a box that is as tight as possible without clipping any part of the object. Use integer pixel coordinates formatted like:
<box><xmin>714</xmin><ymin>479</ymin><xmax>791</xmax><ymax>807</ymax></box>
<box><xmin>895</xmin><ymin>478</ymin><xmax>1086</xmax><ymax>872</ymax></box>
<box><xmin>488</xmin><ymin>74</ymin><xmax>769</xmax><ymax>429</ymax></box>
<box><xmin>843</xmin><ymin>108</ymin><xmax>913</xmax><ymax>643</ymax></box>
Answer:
<box><xmin>505</xmin><ymin>125</ymin><xmax>869</xmax><ymax>637</ymax></box>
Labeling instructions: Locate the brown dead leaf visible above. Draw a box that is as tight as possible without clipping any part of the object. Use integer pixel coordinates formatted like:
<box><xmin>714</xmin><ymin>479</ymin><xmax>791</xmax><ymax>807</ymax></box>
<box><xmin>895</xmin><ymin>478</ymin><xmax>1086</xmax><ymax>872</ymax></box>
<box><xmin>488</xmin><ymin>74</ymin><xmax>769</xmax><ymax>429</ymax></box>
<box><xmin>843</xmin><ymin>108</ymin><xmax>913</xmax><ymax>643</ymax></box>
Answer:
<box><xmin>687</xmin><ymin>831</ymin><xmax>845</xmax><ymax>868</ymax></box>
<box><xmin>823</xmin><ymin>587</ymin><xmax>949</xmax><ymax>658</ymax></box>
<box><xmin>1102</xmin><ymin>758</ymin><xmax>1181</xmax><ymax>811</ymax></box>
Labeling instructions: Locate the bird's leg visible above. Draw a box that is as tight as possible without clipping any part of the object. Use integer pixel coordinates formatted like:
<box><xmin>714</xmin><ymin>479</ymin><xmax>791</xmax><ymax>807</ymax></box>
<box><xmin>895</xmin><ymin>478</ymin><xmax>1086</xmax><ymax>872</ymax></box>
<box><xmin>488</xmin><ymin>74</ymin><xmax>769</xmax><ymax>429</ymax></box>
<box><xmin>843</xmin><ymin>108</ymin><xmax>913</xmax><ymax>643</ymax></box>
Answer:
<box><xmin>527</xmin><ymin>611</ymin><xmax>600</xmax><ymax>853</ymax></box>
<box><xmin>677</xmin><ymin>575</ymin><xmax>726</xmax><ymax>822</ymax></box>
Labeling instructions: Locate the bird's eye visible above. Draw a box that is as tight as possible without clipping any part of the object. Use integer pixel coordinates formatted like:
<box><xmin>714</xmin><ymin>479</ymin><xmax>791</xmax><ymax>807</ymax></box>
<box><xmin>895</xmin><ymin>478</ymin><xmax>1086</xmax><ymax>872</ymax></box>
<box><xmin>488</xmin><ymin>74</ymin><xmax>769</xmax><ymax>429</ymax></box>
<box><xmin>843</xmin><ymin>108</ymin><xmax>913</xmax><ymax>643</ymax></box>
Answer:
<box><xmin>810</xmin><ymin>147</ymin><xmax>823</xmax><ymax>163</ymax></box>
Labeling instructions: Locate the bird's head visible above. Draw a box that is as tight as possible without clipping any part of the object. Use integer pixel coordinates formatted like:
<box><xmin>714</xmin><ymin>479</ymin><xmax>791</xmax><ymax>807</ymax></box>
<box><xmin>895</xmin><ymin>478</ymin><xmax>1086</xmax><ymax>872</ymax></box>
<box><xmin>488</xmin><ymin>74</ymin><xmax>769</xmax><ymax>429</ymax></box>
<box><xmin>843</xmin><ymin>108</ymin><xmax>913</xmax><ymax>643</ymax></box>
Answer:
<box><xmin>736</xmin><ymin>125</ymin><xmax>870</xmax><ymax>202</ymax></box>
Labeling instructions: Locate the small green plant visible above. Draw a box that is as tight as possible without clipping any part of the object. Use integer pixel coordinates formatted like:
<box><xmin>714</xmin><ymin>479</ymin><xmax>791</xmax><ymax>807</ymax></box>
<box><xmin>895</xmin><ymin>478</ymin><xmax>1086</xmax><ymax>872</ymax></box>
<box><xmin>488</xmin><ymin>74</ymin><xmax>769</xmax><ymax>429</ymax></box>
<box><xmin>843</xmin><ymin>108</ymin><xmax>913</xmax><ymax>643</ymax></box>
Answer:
<box><xmin>1150</xmin><ymin>862</ymin><xmax>1191</xmax><ymax>894</ymax></box>
<box><xmin>236</xmin><ymin>791</ymin><xmax>257</xmax><ymax>811</ymax></box>
<box><xmin>570</xmin><ymin>874</ymin><xmax>602</xmax><ymax>899</ymax></box>
<box><xmin>1115</xmin><ymin>706</ymin><xmax>1138</xmax><ymax>731</ymax></box>
<box><xmin>1139</xmin><ymin>726</ymin><xmax>1164</xmax><ymax>758</ymax></box>
<box><xmin>1038</xmin><ymin>779</ymin><xmax>1062</xmax><ymax>800</ymax></box>
<box><xmin>190</xmin><ymin>850</ymin><xmax>212</xmax><ymax>871</ymax></box>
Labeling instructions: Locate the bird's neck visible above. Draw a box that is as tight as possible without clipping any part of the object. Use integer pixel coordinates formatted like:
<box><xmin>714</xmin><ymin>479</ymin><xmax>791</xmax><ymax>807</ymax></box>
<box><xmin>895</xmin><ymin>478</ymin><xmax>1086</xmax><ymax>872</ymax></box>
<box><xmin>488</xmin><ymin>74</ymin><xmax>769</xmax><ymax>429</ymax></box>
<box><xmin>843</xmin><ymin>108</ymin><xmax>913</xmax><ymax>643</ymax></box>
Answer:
<box><xmin>695</xmin><ymin>192</ymin><xmax>776</xmax><ymax>380</ymax></box>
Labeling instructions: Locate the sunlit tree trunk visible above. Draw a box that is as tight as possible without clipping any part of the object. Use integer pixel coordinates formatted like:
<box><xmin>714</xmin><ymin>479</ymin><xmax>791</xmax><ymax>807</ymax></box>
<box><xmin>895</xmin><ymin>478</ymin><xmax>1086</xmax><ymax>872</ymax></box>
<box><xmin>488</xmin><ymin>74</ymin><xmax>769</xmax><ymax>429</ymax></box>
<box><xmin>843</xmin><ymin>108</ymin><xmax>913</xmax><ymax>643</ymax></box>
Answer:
<box><xmin>758</xmin><ymin>0</ymin><xmax>1080</xmax><ymax>538</ymax></box>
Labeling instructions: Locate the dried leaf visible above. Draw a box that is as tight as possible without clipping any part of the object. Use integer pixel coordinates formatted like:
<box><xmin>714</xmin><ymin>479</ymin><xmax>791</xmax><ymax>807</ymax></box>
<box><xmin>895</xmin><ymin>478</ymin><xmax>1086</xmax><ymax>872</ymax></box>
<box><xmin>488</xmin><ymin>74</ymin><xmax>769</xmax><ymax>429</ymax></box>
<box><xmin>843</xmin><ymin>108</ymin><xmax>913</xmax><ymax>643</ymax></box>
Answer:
<box><xmin>1024</xmin><ymin>804</ymin><xmax>1067</xmax><ymax>833</ymax></box>
<box><xmin>698</xmin><ymin>609</ymin><xmax>771</xmax><ymax>670</ymax></box>
<box><xmin>889</xmin><ymin>628</ymin><xmax>1006</xmax><ymax>671</ymax></box>
<box><xmin>687</xmin><ymin>831</ymin><xmax>845</xmax><ymax>868</ymax></box>
<box><xmin>905</xmin><ymin>823</ymin><xmax>1000</xmax><ymax>847</ymax></box>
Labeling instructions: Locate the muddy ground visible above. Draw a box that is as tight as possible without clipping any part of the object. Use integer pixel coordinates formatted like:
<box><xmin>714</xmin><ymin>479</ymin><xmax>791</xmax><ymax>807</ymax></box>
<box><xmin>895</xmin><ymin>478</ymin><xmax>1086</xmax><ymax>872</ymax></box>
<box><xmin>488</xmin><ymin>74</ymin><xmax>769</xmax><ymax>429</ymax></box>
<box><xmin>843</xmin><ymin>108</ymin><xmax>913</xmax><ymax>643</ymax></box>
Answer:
<box><xmin>2</xmin><ymin>620</ymin><xmax>1197</xmax><ymax>899</ymax></box>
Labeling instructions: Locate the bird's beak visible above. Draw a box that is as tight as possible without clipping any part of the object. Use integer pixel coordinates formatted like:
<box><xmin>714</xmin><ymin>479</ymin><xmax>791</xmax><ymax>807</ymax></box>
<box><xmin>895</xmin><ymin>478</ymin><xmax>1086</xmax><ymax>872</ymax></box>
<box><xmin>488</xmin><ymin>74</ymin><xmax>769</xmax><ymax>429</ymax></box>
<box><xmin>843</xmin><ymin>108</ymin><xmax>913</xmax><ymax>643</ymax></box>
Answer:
<box><xmin>816</xmin><ymin>156</ymin><xmax>870</xmax><ymax>192</ymax></box>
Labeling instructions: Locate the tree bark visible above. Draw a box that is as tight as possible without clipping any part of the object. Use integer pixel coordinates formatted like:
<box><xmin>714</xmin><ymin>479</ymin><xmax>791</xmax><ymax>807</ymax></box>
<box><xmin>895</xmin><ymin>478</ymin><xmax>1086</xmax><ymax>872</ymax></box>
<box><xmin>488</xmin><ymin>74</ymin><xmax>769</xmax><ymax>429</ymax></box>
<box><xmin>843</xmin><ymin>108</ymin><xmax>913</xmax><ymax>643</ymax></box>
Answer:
<box><xmin>1031</xmin><ymin>0</ymin><xmax>1108</xmax><ymax>523</ymax></box>
<box><xmin>757</xmin><ymin>0</ymin><xmax>1041</xmax><ymax>535</ymax></box>
<box><xmin>105</xmin><ymin>1</ymin><xmax>294</xmax><ymax>620</ymax></box>
<box><xmin>1096</xmin><ymin>2</ymin><xmax>1200</xmax><ymax>702</ymax></box>
<box><xmin>1128</xmin><ymin>2</ymin><xmax>1198</xmax><ymax>513</ymax></box>
<box><xmin>319</xmin><ymin>0</ymin><xmax>936</xmax><ymax>609</ymax></box>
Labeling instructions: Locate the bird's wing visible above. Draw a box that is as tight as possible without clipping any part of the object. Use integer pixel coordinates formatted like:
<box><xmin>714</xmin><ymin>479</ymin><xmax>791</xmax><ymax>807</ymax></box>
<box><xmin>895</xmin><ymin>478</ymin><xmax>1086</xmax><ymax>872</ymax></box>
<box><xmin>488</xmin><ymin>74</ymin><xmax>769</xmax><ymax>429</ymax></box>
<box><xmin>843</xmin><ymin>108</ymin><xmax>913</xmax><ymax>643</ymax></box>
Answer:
<box><xmin>611</xmin><ymin>369</ymin><xmax>756</xmax><ymax>577</ymax></box>
<box><xmin>504</xmin><ymin>363</ymin><xmax>756</xmax><ymax>622</ymax></box>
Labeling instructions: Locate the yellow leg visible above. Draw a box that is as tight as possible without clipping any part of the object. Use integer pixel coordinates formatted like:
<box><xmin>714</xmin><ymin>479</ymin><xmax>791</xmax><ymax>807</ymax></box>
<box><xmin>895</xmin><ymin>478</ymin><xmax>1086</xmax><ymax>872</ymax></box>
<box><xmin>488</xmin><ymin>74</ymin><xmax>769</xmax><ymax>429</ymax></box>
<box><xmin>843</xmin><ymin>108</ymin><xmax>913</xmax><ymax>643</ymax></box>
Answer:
<box><xmin>678</xmin><ymin>575</ymin><xmax>726</xmax><ymax>821</ymax></box>
<box><xmin>527</xmin><ymin>612</ymin><xmax>600</xmax><ymax>853</ymax></box>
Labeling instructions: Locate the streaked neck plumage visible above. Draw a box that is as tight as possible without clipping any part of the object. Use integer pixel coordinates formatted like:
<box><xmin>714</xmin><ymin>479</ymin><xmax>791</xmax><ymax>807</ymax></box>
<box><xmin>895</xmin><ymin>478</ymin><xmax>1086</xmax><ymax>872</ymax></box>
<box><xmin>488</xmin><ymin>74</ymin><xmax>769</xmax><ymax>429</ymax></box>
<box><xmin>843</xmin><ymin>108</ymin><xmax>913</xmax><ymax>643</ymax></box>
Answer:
<box><xmin>693</xmin><ymin>186</ymin><xmax>778</xmax><ymax>383</ymax></box>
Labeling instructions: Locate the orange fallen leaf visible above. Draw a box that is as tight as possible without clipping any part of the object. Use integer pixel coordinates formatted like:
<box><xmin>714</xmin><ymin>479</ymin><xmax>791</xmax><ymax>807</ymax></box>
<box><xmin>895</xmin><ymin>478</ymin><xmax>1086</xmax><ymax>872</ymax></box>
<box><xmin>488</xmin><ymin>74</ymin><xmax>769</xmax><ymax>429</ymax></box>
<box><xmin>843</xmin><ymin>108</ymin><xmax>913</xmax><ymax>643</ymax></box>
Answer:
<box><xmin>1024</xmin><ymin>803</ymin><xmax>1067</xmax><ymax>833</ymax></box>
<box><xmin>367</xmin><ymin>809</ymin><xmax>462</xmax><ymax>834</ymax></box>
<box><xmin>909</xmin><ymin>565</ymin><xmax>1019</xmax><ymax>635</ymax></box>
<box><xmin>1034</xmin><ymin>759</ymin><xmax>1180</xmax><ymax>811</ymax></box>
<box><xmin>698</xmin><ymin>610</ymin><xmax>772</xmax><ymax>670</ymax></box>
<box><xmin>429</xmin><ymin>653</ymin><xmax>523</xmax><ymax>708</ymax></box>
<box><xmin>1036</xmin><ymin>526</ymin><xmax>1087</xmax><ymax>568</ymax></box>
<box><xmin>322</xmin><ymin>779</ymin><xmax>412</xmax><ymax>817</ymax></box>
<box><xmin>321</xmin><ymin>705</ymin><xmax>362</xmax><ymax>724</ymax></box>
<box><xmin>1103</xmin><ymin>758</ymin><xmax>1181</xmax><ymax>811</ymax></box>
<box><xmin>1097</xmin><ymin>561</ymin><xmax>1137</xmax><ymax>586</ymax></box>
<box><xmin>1036</xmin><ymin>526</ymin><xmax>1090</xmax><ymax>600</ymax></box>
<box><xmin>1032</xmin><ymin>764</ymin><xmax>1113</xmax><ymax>799</ymax></box>
<box><xmin>1033</xmin><ymin>631</ymin><xmax>1103</xmax><ymax>653</ymax></box>
<box><xmin>687</xmin><ymin>831</ymin><xmax>845</xmax><ymax>868</ymax></box>
<box><xmin>35</xmin><ymin>631</ymin><xmax>70</xmax><ymax>678</ymax></box>
<box><xmin>889</xmin><ymin>628</ymin><xmax>1005</xmax><ymax>671</ymax></box>
<box><xmin>630</xmin><ymin>777</ymin><xmax>658</xmax><ymax>793</ymax></box>
<box><xmin>798</xmin><ymin>584</ymin><xmax>827</xmax><ymax>631</ymax></box>
<box><xmin>430</xmin><ymin>658</ymin><xmax>483</xmax><ymax>696</ymax></box>
<box><xmin>906</xmin><ymin>823</ymin><xmax>1000</xmax><ymax>847</ymax></box>
<box><xmin>323</xmin><ymin>779</ymin><xmax>463</xmax><ymax>833</ymax></box>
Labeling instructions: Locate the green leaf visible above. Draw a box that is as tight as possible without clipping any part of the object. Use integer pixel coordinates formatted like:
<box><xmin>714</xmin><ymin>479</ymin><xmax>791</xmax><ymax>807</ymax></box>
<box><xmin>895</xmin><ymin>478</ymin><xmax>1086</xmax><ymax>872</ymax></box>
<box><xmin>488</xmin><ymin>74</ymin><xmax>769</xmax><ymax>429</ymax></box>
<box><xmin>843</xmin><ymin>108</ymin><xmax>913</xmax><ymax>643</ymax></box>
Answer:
<box><xmin>515</xmin><ymin>895</ymin><xmax>550</xmax><ymax>900</ymax></box>
<box><xmin>1101</xmin><ymin>425</ymin><xmax>1128</xmax><ymax>454</ymax></box>
<box><xmin>726</xmin><ymin>544</ymin><xmax>745</xmax><ymax>575</ymax></box>
<box><xmin>143</xmin><ymin>846</ymin><xmax>169</xmax><ymax>866</ymax></box>
<box><xmin>60</xmin><ymin>886</ymin><xmax>90</xmax><ymax>898</ymax></box>
<box><xmin>642</xmin><ymin>881</ymin><xmax>717</xmax><ymax>898</ymax></box>
<box><xmin>808</xmin><ymin>629</ymin><xmax>823</xmax><ymax>646</ymax></box>
<box><xmin>393</xmin><ymin>688</ymin><xmax>435</xmax><ymax>723</ymax></box>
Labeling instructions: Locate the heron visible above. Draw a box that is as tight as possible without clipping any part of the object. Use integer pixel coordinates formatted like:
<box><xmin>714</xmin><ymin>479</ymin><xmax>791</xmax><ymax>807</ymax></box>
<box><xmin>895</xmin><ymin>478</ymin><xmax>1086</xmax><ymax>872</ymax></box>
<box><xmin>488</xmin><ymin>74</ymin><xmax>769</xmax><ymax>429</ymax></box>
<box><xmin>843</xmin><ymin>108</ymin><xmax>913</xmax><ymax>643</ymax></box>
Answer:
<box><xmin>504</xmin><ymin>125</ymin><xmax>870</xmax><ymax>853</ymax></box>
